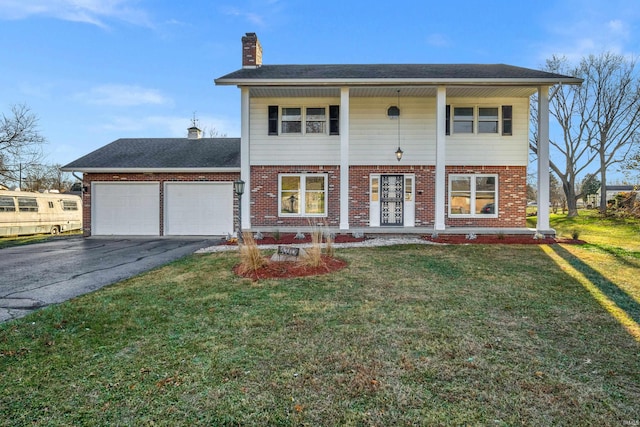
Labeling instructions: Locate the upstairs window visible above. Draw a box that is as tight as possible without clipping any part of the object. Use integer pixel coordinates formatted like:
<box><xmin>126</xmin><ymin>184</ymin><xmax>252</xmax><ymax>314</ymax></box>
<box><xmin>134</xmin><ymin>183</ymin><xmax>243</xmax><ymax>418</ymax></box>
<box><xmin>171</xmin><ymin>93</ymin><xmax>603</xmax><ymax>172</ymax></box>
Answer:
<box><xmin>306</xmin><ymin>107</ymin><xmax>326</xmax><ymax>133</ymax></box>
<box><xmin>281</xmin><ymin>107</ymin><xmax>302</xmax><ymax>133</ymax></box>
<box><xmin>453</xmin><ymin>107</ymin><xmax>474</xmax><ymax>133</ymax></box>
<box><xmin>478</xmin><ymin>107</ymin><xmax>499</xmax><ymax>133</ymax></box>
<box><xmin>449</xmin><ymin>106</ymin><xmax>512</xmax><ymax>135</ymax></box>
<box><xmin>268</xmin><ymin>105</ymin><xmax>339</xmax><ymax>136</ymax></box>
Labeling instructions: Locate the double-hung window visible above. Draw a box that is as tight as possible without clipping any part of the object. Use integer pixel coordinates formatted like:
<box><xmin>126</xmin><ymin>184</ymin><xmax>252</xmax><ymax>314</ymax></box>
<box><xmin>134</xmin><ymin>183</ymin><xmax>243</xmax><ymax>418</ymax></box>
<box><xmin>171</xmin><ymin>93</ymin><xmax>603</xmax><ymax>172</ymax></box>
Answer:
<box><xmin>449</xmin><ymin>174</ymin><xmax>497</xmax><ymax>217</ymax></box>
<box><xmin>453</xmin><ymin>107</ymin><xmax>474</xmax><ymax>133</ymax></box>
<box><xmin>447</xmin><ymin>106</ymin><xmax>512</xmax><ymax>135</ymax></box>
<box><xmin>279</xmin><ymin>174</ymin><xmax>327</xmax><ymax>216</ymax></box>
<box><xmin>478</xmin><ymin>107</ymin><xmax>499</xmax><ymax>133</ymax></box>
<box><xmin>269</xmin><ymin>105</ymin><xmax>339</xmax><ymax>135</ymax></box>
<box><xmin>281</xmin><ymin>108</ymin><xmax>302</xmax><ymax>134</ymax></box>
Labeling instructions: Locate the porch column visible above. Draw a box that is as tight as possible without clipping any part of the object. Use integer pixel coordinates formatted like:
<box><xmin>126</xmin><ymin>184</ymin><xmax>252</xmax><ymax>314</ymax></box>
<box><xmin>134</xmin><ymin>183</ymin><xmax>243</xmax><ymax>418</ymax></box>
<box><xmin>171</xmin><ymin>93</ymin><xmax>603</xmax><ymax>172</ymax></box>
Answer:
<box><xmin>537</xmin><ymin>85</ymin><xmax>551</xmax><ymax>232</ymax></box>
<box><xmin>240</xmin><ymin>86</ymin><xmax>251</xmax><ymax>229</ymax></box>
<box><xmin>339</xmin><ymin>87</ymin><xmax>350</xmax><ymax>231</ymax></box>
<box><xmin>434</xmin><ymin>86</ymin><xmax>447</xmax><ymax>231</ymax></box>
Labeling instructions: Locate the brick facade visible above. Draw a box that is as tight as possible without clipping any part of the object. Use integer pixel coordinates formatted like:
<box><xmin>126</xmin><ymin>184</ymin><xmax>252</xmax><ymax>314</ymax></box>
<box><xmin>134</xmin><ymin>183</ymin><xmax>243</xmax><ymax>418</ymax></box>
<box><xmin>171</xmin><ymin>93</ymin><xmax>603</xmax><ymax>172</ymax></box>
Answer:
<box><xmin>249</xmin><ymin>165</ymin><xmax>526</xmax><ymax>230</ymax></box>
<box><xmin>82</xmin><ymin>172</ymin><xmax>240</xmax><ymax>236</ymax></box>
<box><xmin>250</xmin><ymin>166</ymin><xmax>341</xmax><ymax>228</ymax></box>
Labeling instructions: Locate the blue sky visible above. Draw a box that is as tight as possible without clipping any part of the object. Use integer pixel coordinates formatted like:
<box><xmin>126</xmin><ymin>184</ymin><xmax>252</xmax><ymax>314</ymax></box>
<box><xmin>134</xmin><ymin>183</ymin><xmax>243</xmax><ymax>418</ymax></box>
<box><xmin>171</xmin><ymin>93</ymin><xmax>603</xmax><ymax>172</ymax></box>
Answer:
<box><xmin>1</xmin><ymin>0</ymin><xmax>639</xmax><ymax>169</ymax></box>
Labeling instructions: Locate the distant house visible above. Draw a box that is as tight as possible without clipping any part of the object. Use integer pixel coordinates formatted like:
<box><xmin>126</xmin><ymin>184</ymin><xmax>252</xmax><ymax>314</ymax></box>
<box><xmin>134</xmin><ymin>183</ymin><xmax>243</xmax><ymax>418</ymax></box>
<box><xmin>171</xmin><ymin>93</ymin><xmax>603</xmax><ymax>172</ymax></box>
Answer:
<box><xmin>63</xmin><ymin>32</ymin><xmax>581</xmax><ymax>237</ymax></box>
<box><xmin>595</xmin><ymin>185</ymin><xmax>639</xmax><ymax>206</ymax></box>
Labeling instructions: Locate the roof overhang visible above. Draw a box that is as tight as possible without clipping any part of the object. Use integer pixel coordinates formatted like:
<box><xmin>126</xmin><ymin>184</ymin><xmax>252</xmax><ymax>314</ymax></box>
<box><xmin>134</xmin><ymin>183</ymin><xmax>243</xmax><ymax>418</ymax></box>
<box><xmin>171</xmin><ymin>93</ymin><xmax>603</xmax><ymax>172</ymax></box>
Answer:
<box><xmin>60</xmin><ymin>167</ymin><xmax>241</xmax><ymax>174</ymax></box>
<box><xmin>242</xmin><ymin>86</ymin><xmax>542</xmax><ymax>98</ymax></box>
<box><xmin>215</xmin><ymin>77</ymin><xmax>582</xmax><ymax>99</ymax></box>
<box><xmin>215</xmin><ymin>76</ymin><xmax>582</xmax><ymax>87</ymax></box>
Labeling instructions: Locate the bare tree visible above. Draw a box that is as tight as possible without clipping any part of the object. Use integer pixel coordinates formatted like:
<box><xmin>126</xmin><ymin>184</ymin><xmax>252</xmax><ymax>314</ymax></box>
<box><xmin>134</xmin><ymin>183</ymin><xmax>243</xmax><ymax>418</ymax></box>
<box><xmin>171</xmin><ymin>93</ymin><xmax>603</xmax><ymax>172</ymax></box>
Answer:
<box><xmin>0</xmin><ymin>104</ymin><xmax>46</xmax><ymax>187</ymax></box>
<box><xmin>531</xmin><ymin>56</ymin><xmax>593</xmax><ymax>216</ymax></box>
<box><xmin>531</xmin><ymin>53</ymin><xmax>640</xmax><ymax>216</ymax></box>
<box><xmin>583</xmin><ymin>53</ymin><xmax>640</xmax><ymax>212</ymax></box>
<box><xmin>22</xmin><ymin>164</ymin><xmax>74</xmax><ymax>192</ymax></box>
<box><xmin>202</xmin><ymin>125</ymin><xmax>227</xmax><ymax>138</ymax></box>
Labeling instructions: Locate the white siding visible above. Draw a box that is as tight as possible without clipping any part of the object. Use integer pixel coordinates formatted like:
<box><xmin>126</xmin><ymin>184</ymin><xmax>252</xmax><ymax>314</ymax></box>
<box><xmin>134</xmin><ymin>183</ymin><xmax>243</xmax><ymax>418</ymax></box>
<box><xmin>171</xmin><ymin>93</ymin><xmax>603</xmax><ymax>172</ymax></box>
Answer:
<box><xmin>445</xmin><ymin>97</ymin><xmax>530</xmax><ymax>166</ymax></box>
<box><xmin>250</xmin><ymin>97</ymin><xmax>341</xmax><ymax>165</ymax></box>
<box><xmin>249</xmin><ymin>95</ymin><xmax>530</xmax><ymax>167</ymax></box>
<box><xmin>350</xmin><ymin>97</ymin><xmax>436</xmax><ymax>165</ymax></box>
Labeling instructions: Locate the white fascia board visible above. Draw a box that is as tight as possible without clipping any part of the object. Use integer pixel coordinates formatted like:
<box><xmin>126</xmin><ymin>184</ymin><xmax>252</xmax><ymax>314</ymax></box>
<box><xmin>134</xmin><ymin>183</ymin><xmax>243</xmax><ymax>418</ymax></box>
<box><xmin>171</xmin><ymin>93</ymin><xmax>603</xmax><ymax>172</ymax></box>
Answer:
<box><xmin>215</xmin><ymin>77</ymin><xmax>583</xmax><ymax>86</ymax></box>
<box><xmin>60</xmin><ymin>167</ymin><xmax>241</xmax><ymax>173</ymax></box>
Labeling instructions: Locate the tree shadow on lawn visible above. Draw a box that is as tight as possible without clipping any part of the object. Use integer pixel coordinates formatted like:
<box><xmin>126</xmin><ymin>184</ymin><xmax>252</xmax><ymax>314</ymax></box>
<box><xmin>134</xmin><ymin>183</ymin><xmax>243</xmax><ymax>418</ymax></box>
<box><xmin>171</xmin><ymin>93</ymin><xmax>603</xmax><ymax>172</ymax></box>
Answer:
<box><xmin>548</xmin><ymin>244</ymin><xmax>640</xmax><ymax>333</ymax></box>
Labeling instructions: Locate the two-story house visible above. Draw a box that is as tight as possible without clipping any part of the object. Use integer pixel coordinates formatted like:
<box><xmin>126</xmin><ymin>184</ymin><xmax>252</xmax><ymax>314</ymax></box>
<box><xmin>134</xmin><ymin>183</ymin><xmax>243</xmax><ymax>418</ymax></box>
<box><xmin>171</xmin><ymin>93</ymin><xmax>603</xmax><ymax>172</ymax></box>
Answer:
<box><xmin>63</xmin><ymin>32</ymin><xmax>580</xmax><ymax>237</ymax></box>
<box><xmin>214</xmin><ymin>33</ymin><xmax>581</xmax><ymax>236</ymax></box>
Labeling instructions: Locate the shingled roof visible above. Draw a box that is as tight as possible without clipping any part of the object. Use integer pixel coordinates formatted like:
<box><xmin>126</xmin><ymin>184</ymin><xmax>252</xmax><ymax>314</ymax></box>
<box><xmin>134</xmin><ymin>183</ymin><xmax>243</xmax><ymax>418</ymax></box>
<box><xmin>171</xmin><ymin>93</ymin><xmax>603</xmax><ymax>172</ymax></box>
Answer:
<box><xmin>62</xmin><ymin>138</ymin><xmax>240</xmax><ymax>172</ymax></box>
<box><xmin>215</xmin><ymin>64</ymin><xmax>582</xmax><ymax>85</ymax></box>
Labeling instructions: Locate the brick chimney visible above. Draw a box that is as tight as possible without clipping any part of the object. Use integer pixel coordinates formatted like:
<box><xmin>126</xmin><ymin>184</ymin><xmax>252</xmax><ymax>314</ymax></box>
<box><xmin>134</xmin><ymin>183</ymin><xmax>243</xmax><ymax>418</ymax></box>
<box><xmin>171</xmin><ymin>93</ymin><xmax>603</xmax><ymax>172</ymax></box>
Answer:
<box><xmin>242</xmin><ymin>32</ymin><xmax>262</xmax><ymax>68</ymax></box>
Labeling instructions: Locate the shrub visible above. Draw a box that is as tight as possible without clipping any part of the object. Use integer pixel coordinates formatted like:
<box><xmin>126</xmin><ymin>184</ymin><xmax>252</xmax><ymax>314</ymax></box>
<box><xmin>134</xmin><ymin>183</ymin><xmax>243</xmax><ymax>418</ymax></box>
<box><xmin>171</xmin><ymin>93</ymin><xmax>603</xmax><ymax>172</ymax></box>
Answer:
<box><xmin>325</xmin><ymin>232</ymin><xmax>335</xmax><ymax>258</ymax></box>
<box><xmin>238</xmin><ymin>232</ymin><xmax>267</xmax><ymax>274</ymax></box>
<box><xmin>302</xmin><ymin>228</ymin><xmax>324</xmax><ymax>268</ymax></box>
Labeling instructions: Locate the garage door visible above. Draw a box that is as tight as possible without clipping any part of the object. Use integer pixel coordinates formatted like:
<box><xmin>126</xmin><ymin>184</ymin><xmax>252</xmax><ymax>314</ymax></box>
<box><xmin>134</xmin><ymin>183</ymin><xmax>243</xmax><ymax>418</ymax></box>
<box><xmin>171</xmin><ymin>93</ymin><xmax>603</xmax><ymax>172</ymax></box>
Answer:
<box><xmin>93</xmin><ymin>182</ymin><xmax>160</xmax><ymax>235</ymax></box>
<box><xmin>164</xmin><ymin>182</ymin><xmax>233</xmax><ymax>236</ymax></box>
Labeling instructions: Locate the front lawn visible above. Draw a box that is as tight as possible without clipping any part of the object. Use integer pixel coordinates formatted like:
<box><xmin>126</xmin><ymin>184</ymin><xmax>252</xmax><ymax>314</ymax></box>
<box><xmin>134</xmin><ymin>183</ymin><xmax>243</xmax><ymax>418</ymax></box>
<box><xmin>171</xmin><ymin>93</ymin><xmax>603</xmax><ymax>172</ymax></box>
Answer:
<box><xmin>1</xmin><ymin>242</ymin><xmax>639</xmax><ymax>425</ymax></box>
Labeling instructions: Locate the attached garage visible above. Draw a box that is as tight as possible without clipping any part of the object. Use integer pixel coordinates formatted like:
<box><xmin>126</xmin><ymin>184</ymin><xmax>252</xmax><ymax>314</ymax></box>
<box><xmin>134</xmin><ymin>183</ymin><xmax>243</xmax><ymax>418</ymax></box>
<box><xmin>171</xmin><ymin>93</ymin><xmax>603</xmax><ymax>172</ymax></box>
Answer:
<box><xmin>62</xmin><ymin>135</ymin><xmax>240</xmax><ymax>237</ymax></box>
<box><xmin>164</xmin><ymin>182</ymin><xmax>233</xmax><ymax>236</ymax></box>
<box><xmin>92</xmin><ymin>182</ymin><xmax>160</xmax><ymax>235</ymax></box>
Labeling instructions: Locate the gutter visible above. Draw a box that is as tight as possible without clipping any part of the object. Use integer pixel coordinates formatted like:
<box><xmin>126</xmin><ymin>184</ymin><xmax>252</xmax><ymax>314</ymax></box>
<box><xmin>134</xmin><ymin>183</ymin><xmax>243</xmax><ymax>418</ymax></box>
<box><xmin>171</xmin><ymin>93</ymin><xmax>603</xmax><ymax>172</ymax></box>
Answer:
<box><xmin>60</xmin><ymin>167</ymin><xmax>241</xmax><ymax>174</ymax></box>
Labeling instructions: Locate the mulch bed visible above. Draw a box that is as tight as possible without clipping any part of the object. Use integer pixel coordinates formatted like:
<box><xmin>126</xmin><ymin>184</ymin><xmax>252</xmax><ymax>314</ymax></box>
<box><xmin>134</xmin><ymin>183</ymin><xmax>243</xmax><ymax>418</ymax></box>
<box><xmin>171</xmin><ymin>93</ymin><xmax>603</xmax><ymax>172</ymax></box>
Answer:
<box><xmin>234</xmin><ymin>255</ymin><xmax>347</xmax><ymax>280</ymax></box>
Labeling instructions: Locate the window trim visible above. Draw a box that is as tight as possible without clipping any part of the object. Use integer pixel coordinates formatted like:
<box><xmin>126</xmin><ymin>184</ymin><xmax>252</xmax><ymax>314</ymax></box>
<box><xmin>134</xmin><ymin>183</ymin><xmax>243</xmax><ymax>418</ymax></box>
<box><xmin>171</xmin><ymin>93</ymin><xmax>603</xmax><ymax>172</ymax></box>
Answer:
<box><xmin>448</xmin><ymin>174</ymin><xmax>498</xmax><ymax>218</ymax></box>
<box><xmin>278</xmin><ymin>173</ymin><xmax>328</xmax><ymax>217</ymax></box>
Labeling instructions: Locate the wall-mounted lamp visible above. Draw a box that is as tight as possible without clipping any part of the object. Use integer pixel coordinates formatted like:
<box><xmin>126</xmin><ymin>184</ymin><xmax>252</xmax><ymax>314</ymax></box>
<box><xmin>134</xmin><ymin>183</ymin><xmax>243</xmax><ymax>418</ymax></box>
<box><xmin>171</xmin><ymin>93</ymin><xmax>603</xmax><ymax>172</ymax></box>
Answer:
<box><xmin>395</xmin><ymin>147</ymin><xmax>404</xmax><ymax>161</ymax></box>
<box><xmin>394</xmin><ymin>89</ymin><xmax>403</xmax><ymax>161</ymax></box>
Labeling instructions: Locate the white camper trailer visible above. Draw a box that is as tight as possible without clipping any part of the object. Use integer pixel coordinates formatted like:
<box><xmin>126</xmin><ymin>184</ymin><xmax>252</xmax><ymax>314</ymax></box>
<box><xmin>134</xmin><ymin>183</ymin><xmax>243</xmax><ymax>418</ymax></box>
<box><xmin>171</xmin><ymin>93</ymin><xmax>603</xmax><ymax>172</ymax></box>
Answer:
<box><xmin>0</xmin><ymin>190</ymin><xmax>82</xmax><ymax>237</ymax></box>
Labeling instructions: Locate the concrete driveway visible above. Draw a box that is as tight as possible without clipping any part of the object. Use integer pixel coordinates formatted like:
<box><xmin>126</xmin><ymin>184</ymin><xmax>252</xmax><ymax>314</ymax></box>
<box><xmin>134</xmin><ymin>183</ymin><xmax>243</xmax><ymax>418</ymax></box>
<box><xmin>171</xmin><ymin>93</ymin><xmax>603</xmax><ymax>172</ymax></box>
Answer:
<box><xmin>0</xmin><ymin>236</ymin><xmax>220</xmax><ymax>322</ymax></box>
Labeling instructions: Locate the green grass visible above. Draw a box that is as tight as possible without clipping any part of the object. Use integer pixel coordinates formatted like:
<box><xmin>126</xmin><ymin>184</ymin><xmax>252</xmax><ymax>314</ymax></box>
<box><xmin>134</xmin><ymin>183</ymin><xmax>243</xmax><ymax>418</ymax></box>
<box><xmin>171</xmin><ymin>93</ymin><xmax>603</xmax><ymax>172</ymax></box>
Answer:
<box><xmin>0</xmin><ymin>231</ymin><xmax>82</xmax><ymax>249</ymax></box>
<box><xmin>1</xmin><ymin>239</ymin><xmax>639</xmax><ymax>425</ymax></box>
<box><xmin>528</xmin><ymin>209</ymin><xmax>640</xmax><ymax>255</ymax></box>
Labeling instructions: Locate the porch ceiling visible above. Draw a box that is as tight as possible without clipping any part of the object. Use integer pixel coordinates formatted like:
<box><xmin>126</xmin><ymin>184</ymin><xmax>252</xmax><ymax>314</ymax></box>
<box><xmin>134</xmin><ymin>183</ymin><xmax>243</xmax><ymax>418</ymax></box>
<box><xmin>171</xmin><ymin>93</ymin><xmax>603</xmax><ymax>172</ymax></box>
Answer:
<box><xmin>248</xmin><ymin>86</ymin><xmax>537</xmax><ymax>98</ymax></box>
